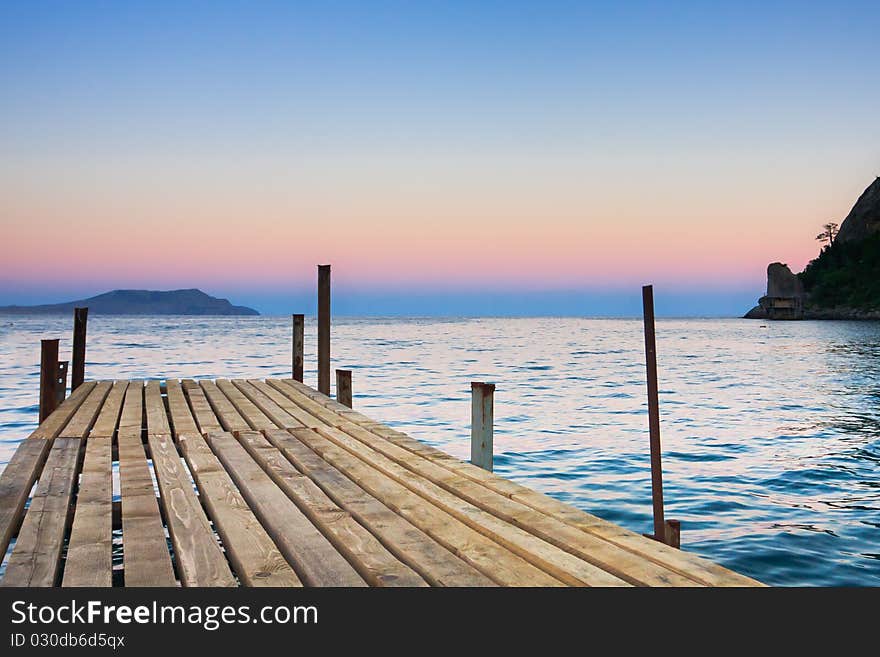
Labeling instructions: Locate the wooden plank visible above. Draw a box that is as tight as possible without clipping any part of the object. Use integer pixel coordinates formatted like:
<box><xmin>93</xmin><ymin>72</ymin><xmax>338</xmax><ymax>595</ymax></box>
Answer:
<box><xmin>178</xmin><ymin>432</ymin><xmax>301</xmax><ymax>587</ymax></box>
<box><xmin>58</xmin><ymin>381</ymin><xmax>113</xmax><ymax>439</ymax></box>
<box><xmin>62</xmin><ymin>436</ymin><xmax>112</xmax><ymax>587</ymax></box>
<box><xmin>199</xmin><ymin>380</ymin><xmax>250</xmax><ymax>434</ymax></box>
<box><xmin>1</xmin><ymin>438</ymin><xmax>81</xmax><ymax>587</ymax></box>
<box><xmin>215</xmin><ymin>379</ymin><xmax>276</xmax><ymax>431</ymax></box>
<box><xmin>0</xmin><ymin>440</ymin><xmax>53</xmax><ymax>561</ymax></box>
<box><xmin>144</xmin><ymin>380</ymin><xmax>171</xmax><ymax>436</ymax></box>
<box><xmin>264</xmin><ymin>429</ymin><xmax>494</xmax><ymax>587</ymax></box>
<box><xmin>289</xmin><ymin>428</ymin><xmax>565</xmax><ymax>586</ymax></box>
<box><xmin>359</xmin><ymin>420</ymin><xmax>763</xmax><ymax>586</ymax></box>
<box><xmin>165</xmin><ymin>379</ymin><xmax>200</xmax><ymax>439</ymax></box>
<box><xmin>332</xmin><ymin>422</ymin><xmax>697</xmax><ymax>586</ymax></box>
<box><xmin>231</xmin><ymin>380</ymin><xmax>304</xmax><ymax>429</ymax></box>
<box><xmin>278</xmin><ymin>379</ymin><xmax>762</xmax><ymax>586</ymax></box>
<box><xmin>237</xmin><ymin>431</ymin><xmax>426</xmax><ymax>587</ymax></box>
<box><xmin>0</xmin><ymin>383</ymin><xmax>96</xmax><ymax>558</ymax></box>
<box><xmin>309</xmin><ymin>425</ymin><xmax>628</xmax><ymax>587</ymax></box>
<box><xmin>89</xmin><ymin>381</ymin><xmax>128</xmax><ymax>437</ymax></box>
<box><xmin>205</xmin><ymin>431</ymin><xmax>366</xmax><ymax>586</ymax></box>
<box><xmin>28</xmin><ymin>381</ymin><xmax>97</xmax><ymax>440</ymax></box>
<box><xmin>252</xmin><ymin>380</ymin><xmax>325</xmax><ymax>428</ymax></box>
<box><xmin>118</xmin><ymin>382</ymin><xmax>176</xmax><ymax>587</ymax></box>
<box><xmin>182</xmin><ymin>382</ymin><xmax>223</xmax><ymax>435</ymax></box>
<box><xmin>148</xmin><ymin>432</ymin><xmax>235</xmax><ymax>587</ymax></box>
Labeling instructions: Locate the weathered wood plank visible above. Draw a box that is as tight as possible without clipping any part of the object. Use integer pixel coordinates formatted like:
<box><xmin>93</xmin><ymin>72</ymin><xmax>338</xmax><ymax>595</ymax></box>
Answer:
<box><xmin>62</xmin><ymin>437</ymin><xmax>112</xmax><ymax>587</ymax></box>
<box><xmin>231</xmin><ymin>380</ymin><xmax>304</xmax><ymax>429</ymax></box>
<box><xmin>182</xmin><ymin>382</ymin><xmax>223</xmax><ymax>435</ymax></box>
<box><xmin>148</xmin><ymin>432</ymin><xmax>235</xmax><ymax>587</ymax></box>
<box><xmin>263</xmin><ymin>429</ymin><xmax>493</xmax><ymax>587</ymax></box>
<box><xmin>253</xmin><ymin>380</ymin><xmax>325</xmax><ymax>428</ymax></box>
<box><xmin>179</xmin><ymin>432</ymin><xmax>301</xmax><ymax>587</ymax></box>
<box><xmin>29</xmin><ymin>381</ymin><xmax>96</xmax><ymax>440</ymax></box>
<box><xmin>144</xmin><ymin>380</ymin><xmax>171</xmax><ymax>436</ymax></box>
<box><xmin>89</xmin><ymin>381</ymin><xmax>128</xmax><ymax>437</ymax></box>
<box><xmin>215</xmin><ymin>380</ymin><xmax>276</xmax><ymax>432</ymax></box>
<box><xmin>58</xmin><ymin>381</ymin><xmax>113</xmax><ymax>439</ymax></box>
<box><xmin>199</xmin><ymin>380</ymin><xmax>251</xmax><ymax>434</ymax></box>
<box><xmin>309</xmin><ymin>425</ymin><xmax>628</xmax><ymax>586</ymax></box>
<box><xmin>352</xmin><ymin>416</ymin><xmax>763</xmax><ymax>586</ymax></box>
<box><xmin>0</xmin><ymin>441</ymin><xmax>53</xmax><ymax>562</ymax></box>
<box><xmin>278</xmin><ymin>379</ymin><xmax>760</xmax><ymax>586</ymax></box>
<box><xmin>118</xmin><ymin>382</ymin><xmax>176</xmax><ymax>587</ymax></box>
<box><xmin>238</xmin><ymin>430</ymin><xmax>426</xmax><ymax>587</ymax></box>
<box><xmin>2</xmin><ymin>438</ymin><xmax>81</xmax><ymax>587</ymax></box>
<box><xmin>165</xmin><ymin>379</ymin><xmax>200</xmax><ymax>438</ymax></box>
<box><xmin>205</xmin><ymin>431</ymin><xmax>366</xmax><ymax>586</ymax></box>
<box><xmin>289</xmin><ymin>428</ymin><xmax>565</xmax><ymax>586</ymax></box>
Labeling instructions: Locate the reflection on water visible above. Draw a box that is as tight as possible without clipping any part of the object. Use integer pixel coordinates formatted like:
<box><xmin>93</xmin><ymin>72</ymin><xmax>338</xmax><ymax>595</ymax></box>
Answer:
<box><xmin>1</xmin><ymin>315</ymin><xmax>878</xmax><ymax>586</ymax></box>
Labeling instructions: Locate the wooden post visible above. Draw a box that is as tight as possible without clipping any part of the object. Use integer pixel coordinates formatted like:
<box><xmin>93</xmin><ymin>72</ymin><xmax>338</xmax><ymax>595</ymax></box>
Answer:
<box><xmin>642</xmin><ymin>285</ymin><xmax>666</xmax><ymax>542</ymax></box>
<box><xmin>336</xmin><ymin>369</ymin><xmax>352</xmax><ymax>408</ymax></box>
<box><xmin>471</xmin><ymin>382</ymin><xmax>495</xmax><ymax>472</ymax></box>
<box><xmin>317</xmin><ymin>264</ymin><xmax>331</xmax><ymax>395</ymax></box>
<box><xmin>665</xmin><ymin>519</ymin><xmax>681</xmax><ymax>549</ymax></box>
<box><xmin>39</xmin><ymin>339</ymin><xmax>60</xmax><ymax>423</ymax></box>
<box><xmin>56</xmin><ymin>361</ymin><xmax>69</xmax><ymax>405</ymax></box>
<box><xmin>72</xmin><ymin>306</ymin><xmax>88</xmax><ymax>390</ymax></box>
<box><xmin>292</xmin><ymin>313</ymin><xmax>304</xmax><ymax>382</ymax></box>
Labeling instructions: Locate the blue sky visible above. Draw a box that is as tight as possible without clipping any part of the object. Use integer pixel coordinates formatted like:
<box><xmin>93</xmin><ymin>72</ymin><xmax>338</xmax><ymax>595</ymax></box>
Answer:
<box><xmin>1</xmin><ymin>1</ymin><xmax>878</xmax><ymax>315</ymax></box>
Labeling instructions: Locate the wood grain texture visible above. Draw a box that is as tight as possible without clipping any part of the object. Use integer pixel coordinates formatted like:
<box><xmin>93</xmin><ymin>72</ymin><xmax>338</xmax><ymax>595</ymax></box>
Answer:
<box><xmin>165</xmin><ymin>379</ymin><xmax>200</xmax><ymax>438</ymax></box>
<box><xmin>179</xmin><ymin>432</ymin><xmax>301</xmax><ymax>587</ymax></box>
<box><xmin>215</xmin><ymin>380</ymin><xmax>276</xmax><ymax>431</ymax></box>
<box><xmin>2</xmin><ymin>438</ymin><xmax>81</xmax><ymax>587</ymax></box>
<box><xmin>89</xmin><ymin>381</ymin><xmax>128</xmax><ymax>438</ymax></box>
<box><xmin>289</xmin><ymin>428</ymin><xmax>564</xmax><ymax>586</ymax></box>
<box><xmin>145</xmin><ymin>380</ymin><xmax>171</xmax><ymax>436</ymax></box>
<box><xmin>264</xmin><ymin>428</ymin><xmax>494</xmax><ymax>587</ymax></box>
<box><xmin>29</xmin><ymin>381</ymin><xmax>96</xmax><ymax>440</ymax></box>
<box><xmin>182</xmin><ymin>382</ymin><xmax>223</xmax><ymax>435</ymax></box>
<box><xmin>148</xmin><ymin>432</ymin><xmax>235</xmax><ymax>587</ymax></box>
<box><xmin>199</xmin><ymin>380</ymin><xmax>250</xmax><ymax>433</ymax></box>
<box><xmin>206</xmin><ymin>431</ymin><xmax>366</xmax><ymax>587</ymax></box>
<box><xmin>231</xmin><ymin>380</ymin><xmax>304</xmax><ymax>429</ymax></box>
<box><xmin>238</xmin><ymin>430</ymin><xmax>425</xmax><ymax>587</ymax></box>
<box><xmin>58</xmin><ymin>381</ymin><xmax>113</xmax><ymax>439</ymax></box>
<box><xmin>0</xmin><ymin>440</ymin><xmax>53</xmax><ymax>561</ymax></box>
<box><xmin>117</xmin><ymin>382</ymin><xmax>176</xmax><ymax>587</ymax></box>
<box><xmin>278</xmin><ymin>378</ymin><xmax>762</xmax><ymax>587</ymax></box>
<box><xmin>63</xmin><ymin>437</ymin><xmax>113</xmax><ymax>587</ymax></box>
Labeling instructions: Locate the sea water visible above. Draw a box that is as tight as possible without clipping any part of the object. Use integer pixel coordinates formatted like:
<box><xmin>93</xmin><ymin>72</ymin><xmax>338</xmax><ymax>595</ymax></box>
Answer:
<box><xmin>1</xmin><ymin>315</ymin><xmax>878</xmax><ymax>586</ymax></box>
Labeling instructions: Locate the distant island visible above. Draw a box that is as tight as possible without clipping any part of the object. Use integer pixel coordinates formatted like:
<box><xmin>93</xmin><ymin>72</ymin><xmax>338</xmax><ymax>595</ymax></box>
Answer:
<box><xmin>745</xmin><ymin>176</ymin><xmax>880</xmax><ymax>320</ymax></box>
<box><xmin>0</xmin><ymin>289</ymin><xmax>260</xmax><ymax>316</ymax></box>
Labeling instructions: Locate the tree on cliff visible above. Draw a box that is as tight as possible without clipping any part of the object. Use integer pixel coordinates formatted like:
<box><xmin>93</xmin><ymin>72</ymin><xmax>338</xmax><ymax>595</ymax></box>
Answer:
<box><xmin>816</xmin><ymin>222</ymin><xmax>839</xmax><ymax>248</ymax></box>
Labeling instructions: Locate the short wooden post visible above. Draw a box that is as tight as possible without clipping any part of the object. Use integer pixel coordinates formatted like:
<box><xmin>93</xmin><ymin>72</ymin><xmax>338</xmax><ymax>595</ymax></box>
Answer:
<box><xmin>72</xmin><ymin>306</ymin><xmax>88</xmax><ymax>390</ymax></box>
<box><xmin>39</xmin><ymin>339</ymin><xmax>60</xmax><ymax>423</ymax></box>
<box><xmin>336</xmin><ymin>369</ymin><xmax>352</xmax><ymax>408</ymax></box>
<box><xmin>471</xmin><ymin>382</ymin><xmax>495</xmax><ymax>472</ymax></box>
<box><xmin>56</xmin><ymin>360</ymin><xmax>69</xmax><ymax>405</ymax></box>
<box><xmin>317</xmin><ymin>264</ymin><xmax>331</xmax><ymax>395</ymax></box>
<box><xmin>665</xmin><ymin>519</ymin><xmax>681</xmax><ymax>549</ymax></box>
<box><xmin>642</xmin><ymin>285</ymin><xmax>667</xmax><ymax>542</ymax></box>
<box><xmin>292</xmin><ymin>313</ymin><xmax>304</xmax><ymax>382</ymax></box>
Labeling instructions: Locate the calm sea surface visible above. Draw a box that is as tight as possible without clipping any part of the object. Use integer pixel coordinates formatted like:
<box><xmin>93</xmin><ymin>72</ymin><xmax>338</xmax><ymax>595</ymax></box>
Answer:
<box><xmin>1</xmin><ymin>315</ymin><xmax>878</xmax><ymax>586</ymax></box>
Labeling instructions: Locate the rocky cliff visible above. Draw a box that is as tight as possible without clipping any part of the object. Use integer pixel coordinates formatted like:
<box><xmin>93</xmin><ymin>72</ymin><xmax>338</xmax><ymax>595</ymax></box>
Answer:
<box><xmin>0</xmin><ymin>289</ymin><xmax>260</xmax><ymax>315</ymax></box>
<box><xmin>746</xmin><ymin>177</ymin><xmax>880</xmax><ymax>320</ymax></box>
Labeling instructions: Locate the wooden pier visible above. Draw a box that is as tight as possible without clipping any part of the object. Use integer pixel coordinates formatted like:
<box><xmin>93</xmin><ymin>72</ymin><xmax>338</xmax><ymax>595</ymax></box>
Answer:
<box><xmin>0</xmin><ymin>377</ymin><xmax>762</xmax><ymax>587</ymax></box>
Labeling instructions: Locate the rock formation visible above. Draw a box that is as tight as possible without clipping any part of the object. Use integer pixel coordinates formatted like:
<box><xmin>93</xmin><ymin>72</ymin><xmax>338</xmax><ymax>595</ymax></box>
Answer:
<box><xmin>744</xmin><ymin>263</ymin><xmax>805</xmax><ymax>319</ymax></box>
<box><xmin>834</xmin><ymin>177</ymin><xmax>880</xmax><ymax>243</ymax></box>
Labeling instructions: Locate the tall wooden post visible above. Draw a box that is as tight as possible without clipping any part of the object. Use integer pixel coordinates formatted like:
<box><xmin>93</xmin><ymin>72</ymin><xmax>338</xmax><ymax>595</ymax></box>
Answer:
<box><xmin>471</xmin><ymin>382</ymin><xmax>495</xmax><ymax>472</ymax></box>
<box><xmin>39</xmin><ymin>339</ymin><xmax>60</xmax><ymax>423</ymax></box>
<box><xmin>336</xmin><ymin>369</ymin><xmax>352</xmax><ymax>408</ymax></box>
<box><xmin>72</xmin><ymin>306</ymin><xmax>88</xmax><ymax>390</ymax></box>
<box><xmin>642</xmin><ymin>285</ymin><xmax>667</xmax><ymax>542</ymax></box>
<box><xmin>292</xmin><ymin>314</ymin><xmax>304</xmax><ymax>382</ymax></box>
<box><xmin>317</xmin><ymin>265</ymin><xmax>331</xmax><ymax>395</ymax></box>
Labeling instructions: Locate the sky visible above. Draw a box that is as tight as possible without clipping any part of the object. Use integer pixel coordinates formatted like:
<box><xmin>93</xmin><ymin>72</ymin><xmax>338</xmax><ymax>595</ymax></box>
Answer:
<box><xmin>1</xmin><ymin>1</ymin><xmax>878</xmax><ymax>315</ymax></box>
